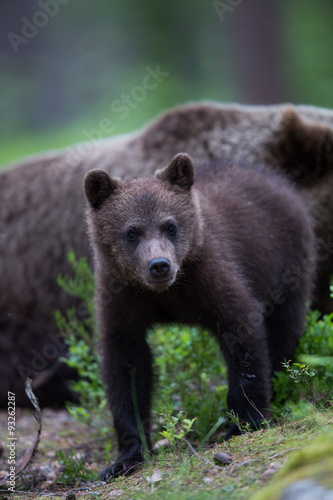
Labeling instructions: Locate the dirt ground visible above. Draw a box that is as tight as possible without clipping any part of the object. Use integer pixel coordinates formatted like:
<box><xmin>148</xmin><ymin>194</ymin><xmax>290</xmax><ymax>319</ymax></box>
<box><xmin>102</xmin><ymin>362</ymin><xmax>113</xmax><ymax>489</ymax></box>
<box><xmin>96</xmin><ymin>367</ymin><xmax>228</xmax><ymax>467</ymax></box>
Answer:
<box><xmin>0</xmin><ymin>407</ymin><xmax>106</xmax><ymax>497</ymax></box>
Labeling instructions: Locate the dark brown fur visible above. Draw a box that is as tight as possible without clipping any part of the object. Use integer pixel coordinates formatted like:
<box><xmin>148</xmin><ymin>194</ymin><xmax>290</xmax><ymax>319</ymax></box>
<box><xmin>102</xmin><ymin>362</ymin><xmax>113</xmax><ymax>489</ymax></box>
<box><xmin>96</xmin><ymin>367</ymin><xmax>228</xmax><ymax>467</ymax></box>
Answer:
<box><xmin>0</xmin><ymin>102</ymin><xmax>332</xmax><ymax>407</ymax></box>
<box><xmin>84</xmin><ymin>153</ymin><xmax>315</xmax><ymax>478</ymax></box>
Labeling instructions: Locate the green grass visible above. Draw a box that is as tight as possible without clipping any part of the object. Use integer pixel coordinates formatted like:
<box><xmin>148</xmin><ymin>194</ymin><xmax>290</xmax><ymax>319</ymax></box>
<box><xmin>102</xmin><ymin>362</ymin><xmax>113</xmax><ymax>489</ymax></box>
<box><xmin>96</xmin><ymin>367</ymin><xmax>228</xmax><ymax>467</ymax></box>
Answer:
<box><xmin>0</xmin><ymin>124</ymin><xmax>83</xmax><ymax>168</ymax></box>
<box><xmin>0</xmin><ymin>108</ymin><xmax>137</xmax><ymax>168</ymax></box>
<box><xmin>98</xmin><ymin>406</ymin><xmax>333</xmax><ymax>500</ymax></box>
<box><xmin>0</xmin><ymin>84</ymin><xmax>179</xmax><ymax>169</ymax></box>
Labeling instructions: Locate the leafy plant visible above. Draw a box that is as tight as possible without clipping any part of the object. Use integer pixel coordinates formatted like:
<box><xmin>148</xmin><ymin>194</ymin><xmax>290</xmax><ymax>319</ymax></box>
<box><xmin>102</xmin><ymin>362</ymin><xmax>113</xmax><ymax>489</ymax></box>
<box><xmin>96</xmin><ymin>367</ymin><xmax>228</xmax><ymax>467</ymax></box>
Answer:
<box><xmin>159</xmin><ymin>404</ymin><xmax>197</xmax><ymax>449</ymax></box>
<box><xmin>57</xmin><ymin>250</ymin><xmax>95</xmax><ymax>319</ymax></box>
<box><xmin>225</xmin><ymin>409</ymin><xmax>270</xmax><ymax>436</ymax></box>
<box><xmin>280</xmin><ymin>361</ymin><xmax>316</xmax><ymax>403</ymax></box>
<box><xmin>149</xmin><ymin>325</ymin><xmax>228</xmax><ymax>441</ymax></box>
<box><xmin>57</xmin><ymin>448</ymin><xmax>98</xmax><ymax>486</ymax></box>
<box><xmin>273</xmin><ymin>304</ymin><xmax>333</xmax><ymax>408</ymax></box>
<box><xmin>56</xmin><ymin>251</ymin><xmax>109</xmax><ymax>432</ymax></box>
<box><xmin>225</xmin><ymin>410</ymin><xmax>252</xmax><ymax>435</ymax></box>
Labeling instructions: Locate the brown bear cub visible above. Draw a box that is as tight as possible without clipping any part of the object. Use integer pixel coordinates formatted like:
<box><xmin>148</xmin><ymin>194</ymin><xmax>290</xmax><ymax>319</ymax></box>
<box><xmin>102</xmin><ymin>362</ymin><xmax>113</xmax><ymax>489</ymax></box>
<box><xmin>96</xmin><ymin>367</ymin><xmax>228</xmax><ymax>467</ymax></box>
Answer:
<box><xmin>84</xmin><ymin>153</ymin><xmax>315</xmax><ymax>480</ymax></box>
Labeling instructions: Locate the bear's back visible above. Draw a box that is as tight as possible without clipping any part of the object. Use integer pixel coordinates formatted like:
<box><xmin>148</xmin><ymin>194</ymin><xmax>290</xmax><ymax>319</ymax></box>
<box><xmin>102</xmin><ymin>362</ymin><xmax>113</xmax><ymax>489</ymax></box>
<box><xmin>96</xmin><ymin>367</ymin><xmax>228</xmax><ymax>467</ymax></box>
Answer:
<box><xmin>194</xmin><ymin>161</ymin><xmax>315</xmax><ymax>301</ymax></box>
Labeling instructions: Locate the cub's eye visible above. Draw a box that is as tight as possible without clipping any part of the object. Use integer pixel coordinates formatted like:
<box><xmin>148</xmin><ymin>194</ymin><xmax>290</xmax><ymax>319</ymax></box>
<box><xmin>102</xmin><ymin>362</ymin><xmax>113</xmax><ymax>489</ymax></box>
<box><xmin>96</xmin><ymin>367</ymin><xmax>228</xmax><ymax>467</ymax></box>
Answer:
<box><xmin>126</xmin><ymin>229</ymin><xmax>137</xmax><ymax>242</ymax></box>
<box><xmin>167</xmin><ymin>224</ymin><xmax>177</xmax><ymax>236</ymax></box>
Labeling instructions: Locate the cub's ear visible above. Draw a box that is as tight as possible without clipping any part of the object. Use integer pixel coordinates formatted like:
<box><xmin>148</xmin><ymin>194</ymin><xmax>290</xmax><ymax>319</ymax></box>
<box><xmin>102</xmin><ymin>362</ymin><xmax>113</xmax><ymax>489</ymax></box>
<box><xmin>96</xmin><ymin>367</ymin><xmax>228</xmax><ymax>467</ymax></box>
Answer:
<box><xmin>83</xmin><ymin>169</ymin><xmax>120</xmax><ymax>209</ymax></box>
<box><xmin>156</xmin><ymin>153</ymin><xmax>195</xmax><ymax>191</ymax></box>
<box><xmin>268</xmin><ymin>106</ymin><xmax>333</xmax><ymax>184</ymax></box>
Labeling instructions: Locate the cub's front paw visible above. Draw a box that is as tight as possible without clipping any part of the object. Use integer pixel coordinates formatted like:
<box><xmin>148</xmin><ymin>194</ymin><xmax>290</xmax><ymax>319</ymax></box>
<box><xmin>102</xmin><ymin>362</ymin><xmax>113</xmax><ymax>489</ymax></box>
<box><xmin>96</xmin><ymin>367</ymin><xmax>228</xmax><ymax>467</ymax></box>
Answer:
<box><xmin>101</xmin><ymin>455</ymin><xmax>144</xmax><ymax>480</ymax></box>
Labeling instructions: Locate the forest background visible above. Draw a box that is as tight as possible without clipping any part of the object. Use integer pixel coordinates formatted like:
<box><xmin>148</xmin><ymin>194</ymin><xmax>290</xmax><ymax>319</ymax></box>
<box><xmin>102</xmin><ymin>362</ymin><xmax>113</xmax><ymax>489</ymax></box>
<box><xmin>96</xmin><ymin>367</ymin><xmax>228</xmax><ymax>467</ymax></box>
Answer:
<box><xmin>1</xmin><ymin>0</ymin><xmax>333</xmax><ymax>167</ymax></box>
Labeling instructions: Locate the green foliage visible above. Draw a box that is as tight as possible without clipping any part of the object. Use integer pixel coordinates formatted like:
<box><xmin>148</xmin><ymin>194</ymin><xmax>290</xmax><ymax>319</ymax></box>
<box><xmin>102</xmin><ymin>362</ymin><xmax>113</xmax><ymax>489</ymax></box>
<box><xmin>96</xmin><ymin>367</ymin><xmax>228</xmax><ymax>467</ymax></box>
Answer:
<box><xmin>57</xmin><ymin>249</ymin><xmax>95</xmax><ymax>316</ymax></box>
<box><xmin>149</xmin><ymin>325</ymin><xmax>228</xmax><ymax>441</ymax></box>
<box><xmin>276</xmin><ymin>399</ymin><xmax>321</xmax><ymax>425</ymax></box>
<box><xmin>273</xmin><ymin>308</ymin><xmax>333</xmax><ymax>408</ymax></box>
<box><xmin>226</xmin><ymin>409</ymin><xmax>271</xmax><ymax>435</ymax></box>
<box><xmin>280</xmin><ymin>361</ymin><xmax>316</xmax><ymax>403</ymax></box>
<box><xmin>159</xmin><ymin>404</ymin><xmax>197</xmax><ymax>449</ymax></box>
<box><xmin>104</xmin><ymin>443</ymin><xmax>112</xmax><ymax>465</ymax></box>
<box><xmin>56</xmin><ymin>251</ymin><xmax>109</xmax><ymax>432</ymax></box>
<box><xmin>226</xmin><ymin>410</ymin><xmax>252</xmax><ymax>435</ymax></box>
<box><xmin>57</xmin><ymin>448</ymin><xmax>98</xmax><ymax>486</ymax></box>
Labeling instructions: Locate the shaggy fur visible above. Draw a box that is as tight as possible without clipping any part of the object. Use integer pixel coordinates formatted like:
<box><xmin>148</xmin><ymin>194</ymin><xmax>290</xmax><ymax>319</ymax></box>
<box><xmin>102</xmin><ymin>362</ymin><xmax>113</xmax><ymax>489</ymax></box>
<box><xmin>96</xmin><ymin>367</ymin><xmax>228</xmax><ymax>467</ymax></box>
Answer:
<box><xmin>0</xmin><ymin>102</ymin><xmax>332</xmax><ymax>407</ymax></box>
<box><xmin>84</xmin><ymin>153</ymin><xmax>315</xmax><ymax>478</ymax></box>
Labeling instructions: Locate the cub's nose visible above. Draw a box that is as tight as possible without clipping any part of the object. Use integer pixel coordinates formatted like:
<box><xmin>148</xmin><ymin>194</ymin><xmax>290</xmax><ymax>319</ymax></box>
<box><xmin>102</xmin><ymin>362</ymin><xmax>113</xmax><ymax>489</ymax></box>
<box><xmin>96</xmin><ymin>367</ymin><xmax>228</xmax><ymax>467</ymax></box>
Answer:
<box><xmin>148</xmin><ymin>258</ymin><xmax>171</xmax><ymax>277</ymax></box>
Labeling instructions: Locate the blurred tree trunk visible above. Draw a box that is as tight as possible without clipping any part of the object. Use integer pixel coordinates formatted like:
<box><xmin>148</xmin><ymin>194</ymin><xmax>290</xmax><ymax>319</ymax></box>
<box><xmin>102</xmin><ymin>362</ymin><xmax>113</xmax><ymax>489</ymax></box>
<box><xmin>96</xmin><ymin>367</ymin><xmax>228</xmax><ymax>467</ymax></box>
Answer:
<box><xmin>227</xmin><ymin>0</ymin><xmax>286</xmax><ymax>104</ymax></box>
<box><xmin>0</xmin><ymin>0</ymin><xmax>37</xmax><ymax>54</ymax></box>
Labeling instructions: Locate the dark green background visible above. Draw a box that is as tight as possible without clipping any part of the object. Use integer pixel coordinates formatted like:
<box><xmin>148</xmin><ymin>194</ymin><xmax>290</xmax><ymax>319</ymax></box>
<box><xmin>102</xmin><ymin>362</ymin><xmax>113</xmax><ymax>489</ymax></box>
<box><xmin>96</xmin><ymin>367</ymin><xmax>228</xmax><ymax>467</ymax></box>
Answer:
<box><xmin>1</xmin><ymin>0</ymin><xmax>333</xmax><ymax>166</ymax></box>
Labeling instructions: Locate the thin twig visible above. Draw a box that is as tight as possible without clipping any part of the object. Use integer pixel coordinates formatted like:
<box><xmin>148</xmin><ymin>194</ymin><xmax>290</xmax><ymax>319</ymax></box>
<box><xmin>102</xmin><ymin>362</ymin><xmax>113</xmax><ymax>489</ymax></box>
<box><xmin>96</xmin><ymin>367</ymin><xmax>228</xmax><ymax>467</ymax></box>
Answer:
<box><xmin>241</xmin><ymin>386</ymin><xmax>267</xmax><ymax>422</ymax></box>
<box><xmin>236</xmin><ymin>447</ymin><xmax>302</xmax><ymax>466</ymax></box>
<box><xmin>237</xmin><ymin>458</ymin><xmax>262</xmax><ymax>466</ymax></box>
<box><xmin>268</xmin><ymin>447</ymin><xmax>302</xmax><ymax>460</ymax></box>
<box><xmin>182</xmin><ymin>439</ymin><xmax>225</xmax><ymax>471</ymax></box>
<box><xmin>0</xmin><ymin>379</ymin><xmax>42</xmax><ymax>487</ymax></box>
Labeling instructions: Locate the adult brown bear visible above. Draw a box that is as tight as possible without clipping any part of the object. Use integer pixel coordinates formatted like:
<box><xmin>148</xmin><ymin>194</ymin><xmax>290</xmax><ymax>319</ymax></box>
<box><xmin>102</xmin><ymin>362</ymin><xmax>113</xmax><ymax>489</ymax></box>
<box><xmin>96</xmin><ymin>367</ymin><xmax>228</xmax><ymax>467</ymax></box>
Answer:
<box><xmin>0</xmin><ymin>102</ymin><xmax>332</xmax><ymax>407</ymax></box>
<box><xmin>84</xmin><ymin>153</ymin><xmax>315</xmax><ymax>478</ymax></box>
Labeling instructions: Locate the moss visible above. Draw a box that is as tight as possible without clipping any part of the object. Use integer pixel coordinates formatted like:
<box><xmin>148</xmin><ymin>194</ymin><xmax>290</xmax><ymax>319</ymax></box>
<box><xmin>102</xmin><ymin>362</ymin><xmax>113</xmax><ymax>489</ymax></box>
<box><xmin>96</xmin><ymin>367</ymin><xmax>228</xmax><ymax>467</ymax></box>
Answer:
<box><xmin>251</xmin><ymin>432</ymin><xmax>333</xmax><ymax>500</ymax></box>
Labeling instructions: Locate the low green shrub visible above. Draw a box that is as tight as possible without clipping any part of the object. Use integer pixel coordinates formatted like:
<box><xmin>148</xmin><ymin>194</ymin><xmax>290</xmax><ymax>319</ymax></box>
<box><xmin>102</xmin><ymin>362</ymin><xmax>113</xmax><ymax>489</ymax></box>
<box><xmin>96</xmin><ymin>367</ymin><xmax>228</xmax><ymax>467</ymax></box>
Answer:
<box><xmin>273</xmin><ymin>285</ymin><xmax>333</xmax><ymax>409</ymax></box>
<box><xmin>55</xmin><ymin>251</ymin><xmax>109</xmax><ymax>432</ymax></box>
<box><xmin>57</xmin><ymin>448</ymin><xmax>98</xmax><ymax>486</ymax></box>
<box><xmin>149</xmin><ymin>325</ymin><xmax>228</xmax><ymax>440</ymax></box>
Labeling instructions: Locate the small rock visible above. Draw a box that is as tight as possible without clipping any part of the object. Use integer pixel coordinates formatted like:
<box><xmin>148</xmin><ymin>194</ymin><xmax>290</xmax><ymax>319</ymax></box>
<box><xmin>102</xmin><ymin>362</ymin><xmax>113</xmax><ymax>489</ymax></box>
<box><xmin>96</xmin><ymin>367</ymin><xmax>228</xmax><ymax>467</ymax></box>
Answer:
<box><xmin>147</xmin><ymin>469</ymin><xmax>163</xmax><ymax>483</ymax></box>
<box><xmin>262</xmin><ymin>462</ymin><xmax>280</xmax><ymax>477</ymax></box>
<box><xmin>203</xmin><ymin>477</ymin><xmax>214</xmax><ymax>483</ymax></box>
<box><xmin>214</xmin><ymin>451</ymin><xmax>232</xmax><ymax>465</ymax></box>
<box><xmin>153</xmin><ymin>438</ymin><xmax>170</xmax><ymax>451</ymax></box>
<box><xmin>108</xmin><ymin>490</ymin><xmax>124</xmax><ymax>498</ymax></box>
